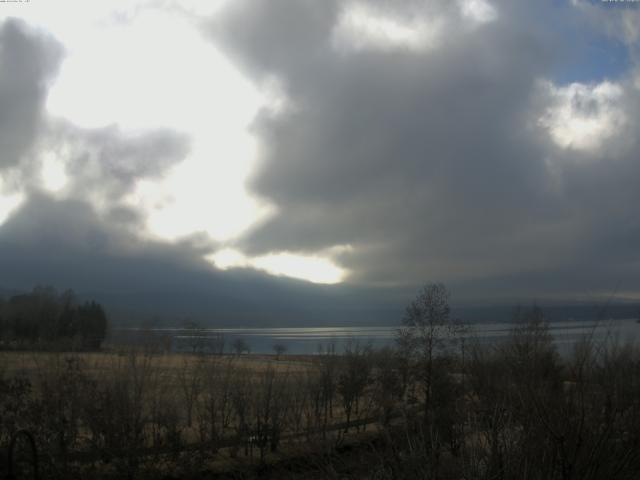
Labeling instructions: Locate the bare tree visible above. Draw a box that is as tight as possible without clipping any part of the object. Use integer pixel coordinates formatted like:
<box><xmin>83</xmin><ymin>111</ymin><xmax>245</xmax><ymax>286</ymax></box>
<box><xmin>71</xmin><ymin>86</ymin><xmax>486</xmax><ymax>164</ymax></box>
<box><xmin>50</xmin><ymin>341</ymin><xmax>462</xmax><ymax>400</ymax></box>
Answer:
<box><xmin>337</xmin><ymin>339</ymin><xmax>372</xmax><ymax>431</ymax></box>
<box><xmin>371</xmin><ymin>347</ymin><xmax>404</xmax><ymax>425</ymax></box>
<box><xmin>231</xmin><ymin>337</ymin><xmax>250</xmax><ymax>356</ymax></box>
<box><xmin>177</xmin><ymin>356</ymin><xmax>205</xmax><ymax>428</ymax></box>
<box><xmin>398</xmin><ymin>283</ymin><xmax>455</xmax><ymax>423</ymax></box>
<box><xmin>197</xmin><ymin>357</ymin><xmax>236</xmax><ymax>448</ymax></box>
<box><xmin>210</xmin><ymin>332</ymin><xmax>225</xmax><ymax>355</ymax></box>
<box><xmin>272</xmin><ymin>342</ymin><xmax>287</xmax><ymax>360</ymax></box>
<box><xmin>181</xmin><ymin>319</ymin><xmax>207</xmax><ymax>354</ymax></box>
<box><xmin>316</xmin><ymin>341</ymin><xmax>338</xmax><ymax>437</ymax></box>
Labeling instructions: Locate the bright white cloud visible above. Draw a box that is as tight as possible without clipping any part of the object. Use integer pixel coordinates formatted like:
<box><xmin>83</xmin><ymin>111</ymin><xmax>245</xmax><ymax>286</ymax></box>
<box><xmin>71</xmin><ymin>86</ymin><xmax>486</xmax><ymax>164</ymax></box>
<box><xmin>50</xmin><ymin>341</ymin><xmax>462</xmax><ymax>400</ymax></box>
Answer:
<box><xmin>332</xmin><ymin>2</ymin><xmax>443</xmax><ymax>53</ymax></box>
<box><xmin>332</xmin><ymin>0</ymin><xmax>497</xmax><ymax>54</ymax></box>
<box><xmin>0</xmin><ymin>176</ymin><xmax>24</xmax><ymax>226</ymax></box>
<box><xmin>538</xmin><ymin>80</ymin><xmax>626</xmax><ymax>152</ymax></box>
<box><xmin>127</xmin><ymin>138</ymin><xmax>275</xmax><ymax>242</ymax></box>
<box><xmin>252</xmin><ymin>253</ymin><xmax>346</xmax><ymax>284</ymax></box>
<box><xmin>0</xmin><ymin>0</ymin><xmax>230</xmax><ymax>46</ymax></box>
<box><xmin>166</xmin><ymin>0</ymin><xmax>231</xmax><ymax>18</ymax></box>
<box><xmin>46</xmin><ymin>11</ymin><xmax>261</xmax><ymax>133</ymax></box>
<box><xmin>0</xmin><ymin>193</ymin><xmax>23</xmax><ymax>226</ymax></box>
<box><xmin>207</xmin><ymin>247</ymin><xmax>349</xmax><ymax>285</ymax></box>
<box><xmin>40</xmin><ymin>152</ymin><xmax>69</xmax><ymax>193</ymax></box>
<box><xmin>35</xmin><ymin>4</ymin><xmax>280</xmax><ymax>244</ymax></box>
<box><xmin>459</xmin><ymin>0</ymin><xmax>498</xmax><ymax>24</ymax></box>
<box><xmin>209</xmin><ymin>248</ymin><xmax>248</xmax><ymax>270</ymax></box>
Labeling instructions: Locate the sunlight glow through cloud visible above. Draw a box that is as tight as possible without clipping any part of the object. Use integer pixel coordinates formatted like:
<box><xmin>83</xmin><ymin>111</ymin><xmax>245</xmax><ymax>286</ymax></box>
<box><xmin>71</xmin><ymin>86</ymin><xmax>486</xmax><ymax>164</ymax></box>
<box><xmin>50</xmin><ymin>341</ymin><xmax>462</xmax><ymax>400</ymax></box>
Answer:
<box><xmin>207</xmin><ymin>248</ymin><xmax>349</xmax><ymax>285</ymax></box>
<box><xmin>252</xmin><ymin>253</ymin><xmax>346</xmax><ymax>285</ymax></box>
<box><xmin>41</xmin><ymin>152</ymin><xmax>69</xmax><ymax>193</ymax></box>
<box><xmin>43</xmin><ymin>7</ymin><xmax>279</xmax><ymax>244</ymax></box>
<box><xmin>47</xmin><ymin>12</ymin><xmax>261</xmax><ymax>133</ymax></box>
<box><xmin>127</xmin><ymin>139</ymin><xmax>275</xmax><ymax>242</ymax></box>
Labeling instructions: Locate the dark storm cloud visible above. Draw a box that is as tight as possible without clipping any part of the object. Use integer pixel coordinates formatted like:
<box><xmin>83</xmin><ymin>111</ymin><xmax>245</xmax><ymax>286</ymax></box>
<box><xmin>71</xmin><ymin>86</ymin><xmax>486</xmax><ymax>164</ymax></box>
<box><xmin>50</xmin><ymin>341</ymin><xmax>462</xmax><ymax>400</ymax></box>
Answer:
<box><xmin>214</xmin><ymin>0</ymin><xmax>640</xmax><ymax>298</ymax></box>
<box><xmin>0</xmin><ymin>193</ymin><xmax>398</xmax><ymax>325</ymax></box>
<box><xmin>0</xmin><ymin>19</ymin><xmax>63</xmax><ymax>172</ymax></box>
<box><xmin>0</xmin><ymin>193</ymin><xmax>209</xmax><ymax>291</ymax></box>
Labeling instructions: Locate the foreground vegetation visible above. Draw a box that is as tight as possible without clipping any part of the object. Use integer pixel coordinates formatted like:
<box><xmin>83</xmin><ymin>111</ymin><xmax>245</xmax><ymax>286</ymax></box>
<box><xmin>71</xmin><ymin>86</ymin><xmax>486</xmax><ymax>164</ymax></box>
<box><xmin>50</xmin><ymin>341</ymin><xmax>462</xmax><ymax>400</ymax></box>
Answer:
<box><xmin>2</xmin><ymin>284</ymin><xmax>640</xmax><ymax>479</ymax></box>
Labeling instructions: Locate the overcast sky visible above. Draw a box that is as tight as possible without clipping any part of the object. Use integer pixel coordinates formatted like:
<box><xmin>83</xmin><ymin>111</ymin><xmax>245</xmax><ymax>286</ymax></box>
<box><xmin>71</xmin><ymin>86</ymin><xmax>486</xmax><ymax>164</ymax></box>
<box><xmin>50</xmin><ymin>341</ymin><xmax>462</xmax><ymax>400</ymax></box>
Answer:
<box><xmin>1</xmin><ymin>0</ymin><xmax>640</xmax><ymax>319</ymax></box>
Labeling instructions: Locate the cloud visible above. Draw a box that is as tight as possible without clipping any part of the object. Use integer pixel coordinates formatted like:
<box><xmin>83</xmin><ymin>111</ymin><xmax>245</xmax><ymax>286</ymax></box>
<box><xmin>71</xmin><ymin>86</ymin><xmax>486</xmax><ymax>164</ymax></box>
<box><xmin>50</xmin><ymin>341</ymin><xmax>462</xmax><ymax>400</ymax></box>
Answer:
<box><xmin>571</xmin><ymin>0</ymin><xmax>640</xmax><ymax>48</ymax></box>
<box><xmin>332</xmin><ymin>2</ymin><xmax>444</xmax><ymax>53</ymax></box>
<box><xmin>459</xmin><ymin>0</ymin><xmax>498</xmax><ymax>25</ymax></box>
<box><xmin>34</xmin><ymin>121</ymin><xmax>191</xmax><ymax>203</ymax></box>
<box><xmin>3</xmin><ymin>0</ymin><xmax>640</xmax><ymax>315</ymax></box>
<box><xmin>208</xmin><ymin>246</ymin><xmax>349</xmax><ymax>284</ymax></box>
<box><xmin>0</xmin><ymin>19</ymin><xmax>64</xmax><ymax>226</ymax></box>
<box><xmin>538</xmin><ymin>80</ymin><xmax>627</xmax><ymax>152</ymax></box>
<box><xmin>0</xmin><ymin>11</ymin><xmax>395</xmax><ymax>322</ymax></box>
<box><xmin>0</xmin><ymin>193</ymin><xmax>220</xmax><ymax>293</ymax></box>
<box><xmin>212</xmin><ymin>0</ymin><xmax>640</xmax><ymax>299</ymax></box>
<box><xmin>0</xmin><ymin>193</ymin><xmax>399</xmax><ymax>324</ymax></box>
<box><xmin>0</xmin><ymin>19</ymin><xmax>63</xmax><ymax>172</ymax></box>
<box><xmin>39</xmin><ymin>5</ymin><xmax>275</xmax><ymax>244</ymax></box>
<box><xmin>0</xmin><ymin>19</ymin><xmax>192</xmax><ymax>217</ymax></box>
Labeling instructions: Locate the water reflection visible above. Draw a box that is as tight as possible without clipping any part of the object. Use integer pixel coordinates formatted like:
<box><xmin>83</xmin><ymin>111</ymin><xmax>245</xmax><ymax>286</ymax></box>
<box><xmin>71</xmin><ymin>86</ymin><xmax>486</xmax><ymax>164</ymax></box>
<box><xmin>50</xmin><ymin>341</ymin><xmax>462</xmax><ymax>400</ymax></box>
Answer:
<box><xmin>115</xmin><ymin>318</ymin><xmax>640</xmax><ymax>355</ymax></box>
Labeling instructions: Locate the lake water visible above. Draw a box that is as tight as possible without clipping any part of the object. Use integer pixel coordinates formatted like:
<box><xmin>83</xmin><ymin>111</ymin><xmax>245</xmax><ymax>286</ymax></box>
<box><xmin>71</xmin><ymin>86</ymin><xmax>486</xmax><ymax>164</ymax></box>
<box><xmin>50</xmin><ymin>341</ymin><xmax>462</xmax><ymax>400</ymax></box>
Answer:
<box><xmin>117</xmin><ymin>318</ymin><xmax>640</xmax><ymax>355</ymax></box>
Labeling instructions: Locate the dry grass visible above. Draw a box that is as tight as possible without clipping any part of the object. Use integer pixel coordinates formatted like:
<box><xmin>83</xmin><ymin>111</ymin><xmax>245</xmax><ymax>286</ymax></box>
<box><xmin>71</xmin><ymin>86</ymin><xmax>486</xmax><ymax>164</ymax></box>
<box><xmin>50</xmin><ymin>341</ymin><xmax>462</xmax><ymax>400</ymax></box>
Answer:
<box><xmin>0</xmin><ymin>350</ymin><xmax>313</xmax><ymax>377</ymax></box>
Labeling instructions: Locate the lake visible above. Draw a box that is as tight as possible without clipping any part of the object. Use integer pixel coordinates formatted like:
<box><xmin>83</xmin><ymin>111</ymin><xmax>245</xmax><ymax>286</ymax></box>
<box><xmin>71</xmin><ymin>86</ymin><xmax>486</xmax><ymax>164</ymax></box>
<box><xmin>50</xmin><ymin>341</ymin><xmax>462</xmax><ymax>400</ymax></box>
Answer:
<box><xmin>117</xmin><ymin>318</ymin><xmax>640</xmax><ymax>355</ymax></box>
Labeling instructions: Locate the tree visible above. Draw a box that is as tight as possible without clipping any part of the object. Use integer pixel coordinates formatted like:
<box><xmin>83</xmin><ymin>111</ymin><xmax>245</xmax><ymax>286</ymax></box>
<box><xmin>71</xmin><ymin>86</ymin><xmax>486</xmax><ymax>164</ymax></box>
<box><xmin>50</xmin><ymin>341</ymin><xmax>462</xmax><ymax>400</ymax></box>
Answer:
<box><xmin>397</xmin><ymin>283</ymin><xmax>456</xmax><ymax>424</ymax></box>
<box><xmin>503</xmin><ymin>305</ymin><xmax>559</xmax><ymax>385</ymax></box>
<box><xmin>272</xmin><ymin>343</ymin><xmax>287</xmax><ymax>360</ymax></box>
<box><xmin>182</xmin><ymin>319</ymin><xmax>206</xmax><ymax>354</ymax></box>
<box><xmin>177</xmin><ymin>356</ymin><xmax>205</xmax><ymax>427</ymax></box>
<box><xmin>57</xmin><ymin>289</ymin><xmax>78</xmax><ymax>339</ymax></box>
<box><xmin>231</xmin><ymin>338</ymin><xmax>250</xmax><ymax>355</ymax></box>
<box><xmin>1</xmin><ymin>287</ymin><xmax>108</xmax><ymax>349</ymax></box>
<box><xmin>371</xmin><ymin>347</ymin><xmax>404</xmax><ymax>425</ymax></box>
<box><xmin>337</xmin><ymin>339</ymin><xmax>372</xmax><ymax>430</ymax></box>
<box><xmin>0</xmin><ymin>296</ymin><xmax>5</xmax><ymax>341</ymax></box>
<box><xmin>77</xmin><ymin>301</ymin><xmax>108</xmax><ymax>349</ymax></box>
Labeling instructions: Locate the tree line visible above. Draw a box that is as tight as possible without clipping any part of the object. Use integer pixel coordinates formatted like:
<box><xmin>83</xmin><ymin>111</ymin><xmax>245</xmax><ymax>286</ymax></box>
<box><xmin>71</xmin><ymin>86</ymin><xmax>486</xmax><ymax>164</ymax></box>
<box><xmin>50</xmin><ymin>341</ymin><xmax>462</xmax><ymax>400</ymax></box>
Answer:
<box><xmin>0</xmin><ymin>286</ymin><xmax>108</xmax><ymax>350</ymax></box>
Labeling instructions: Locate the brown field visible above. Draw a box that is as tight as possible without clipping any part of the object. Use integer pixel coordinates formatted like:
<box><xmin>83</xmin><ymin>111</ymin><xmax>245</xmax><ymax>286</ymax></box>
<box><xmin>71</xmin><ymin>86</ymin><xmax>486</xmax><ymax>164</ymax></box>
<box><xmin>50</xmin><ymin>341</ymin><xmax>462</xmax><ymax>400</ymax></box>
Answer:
<box><xmin>0</xmin><ymin>350</ymin><xmax>314</xmax><ymax>377</ymax></box>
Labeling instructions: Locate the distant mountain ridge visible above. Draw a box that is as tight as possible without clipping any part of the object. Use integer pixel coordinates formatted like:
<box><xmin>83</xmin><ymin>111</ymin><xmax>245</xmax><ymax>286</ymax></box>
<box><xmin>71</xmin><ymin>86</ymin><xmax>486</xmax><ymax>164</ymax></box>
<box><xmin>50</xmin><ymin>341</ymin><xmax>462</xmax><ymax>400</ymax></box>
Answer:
<box><xmin>4</xmin><ymin>284</ymin><xmax>637</xmax><ymax>328</ymax></box>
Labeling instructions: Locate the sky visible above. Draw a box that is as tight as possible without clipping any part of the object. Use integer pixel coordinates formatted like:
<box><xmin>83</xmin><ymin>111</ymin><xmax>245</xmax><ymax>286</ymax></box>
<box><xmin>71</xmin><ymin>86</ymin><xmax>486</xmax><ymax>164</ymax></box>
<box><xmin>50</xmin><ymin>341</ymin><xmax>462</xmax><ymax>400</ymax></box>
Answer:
<box><xmin>1</xmin><ymin>0</ymin><xmax>640</xmax><ymax>323</ymax></box>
